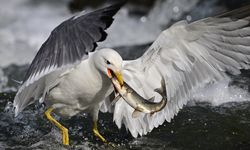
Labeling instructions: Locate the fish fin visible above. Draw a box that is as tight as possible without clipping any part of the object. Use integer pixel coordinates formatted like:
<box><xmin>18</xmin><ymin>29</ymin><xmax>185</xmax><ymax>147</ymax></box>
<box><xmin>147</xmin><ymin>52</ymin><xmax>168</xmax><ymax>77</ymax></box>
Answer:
<box><xmin>148</xmin><ymin>96</ymin><xmax>155</xmax><ymax>102</ymax></box>
<box><xmin>154</xmin><ymin>78</ymin><xmax>167</xmax><ymax>97</ymax></box>
<box><xmin>132</xmin><ymin>110</ymin><xmax>142</xmax><ymax>118</ymax></box>
<box><xmin>150</xmin><ymin>112</ymin><xmax>155</xmax><ymax>117</ymax></box>
<box><xmin>154</xmin><ymin>88</ymin><xmax>163</xmax><ymax>95</ymax></box>
<box><xmin>111</xmin><ymin>94</ymin><xmax>122</xmax><ymax>106</ymax></box>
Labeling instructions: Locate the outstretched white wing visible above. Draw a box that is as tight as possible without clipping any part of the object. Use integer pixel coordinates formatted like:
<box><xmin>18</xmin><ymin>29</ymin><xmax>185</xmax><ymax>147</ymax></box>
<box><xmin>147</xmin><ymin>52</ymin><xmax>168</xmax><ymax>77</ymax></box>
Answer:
<box><xmin>113</xmin><ymin>6</ymin><xmax>250</xmax><ymax>137</ymax></box>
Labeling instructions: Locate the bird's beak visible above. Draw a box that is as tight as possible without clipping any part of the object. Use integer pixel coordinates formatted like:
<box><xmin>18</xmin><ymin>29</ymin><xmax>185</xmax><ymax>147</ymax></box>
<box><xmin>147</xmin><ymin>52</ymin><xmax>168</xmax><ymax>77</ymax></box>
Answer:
<box><xmin>108</xmin><ymin>69</ymin><xmax>124</xmax><ymax>87</ymax></box>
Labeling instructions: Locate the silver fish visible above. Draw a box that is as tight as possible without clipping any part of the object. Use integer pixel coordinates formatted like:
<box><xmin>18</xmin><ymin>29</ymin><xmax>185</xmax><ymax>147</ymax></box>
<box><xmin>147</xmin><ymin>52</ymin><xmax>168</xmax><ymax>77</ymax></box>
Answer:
<box><xmin>111</xmin><ymin>78</ymin><xmax>167</xmax><ymax>118</ymax></box>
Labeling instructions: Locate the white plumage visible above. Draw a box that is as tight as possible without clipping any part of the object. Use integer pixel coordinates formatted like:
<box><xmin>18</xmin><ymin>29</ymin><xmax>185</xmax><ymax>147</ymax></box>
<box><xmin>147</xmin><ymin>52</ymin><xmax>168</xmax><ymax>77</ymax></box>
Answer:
<box><xmin>15</xmin><ymin>49</ymin><xmax>123</xmax><ymax>118</ymax></box>
<box><xmin>111</xmin><ymin>8</ymin><xmax>250</xmax><ymax>137</ymax></box>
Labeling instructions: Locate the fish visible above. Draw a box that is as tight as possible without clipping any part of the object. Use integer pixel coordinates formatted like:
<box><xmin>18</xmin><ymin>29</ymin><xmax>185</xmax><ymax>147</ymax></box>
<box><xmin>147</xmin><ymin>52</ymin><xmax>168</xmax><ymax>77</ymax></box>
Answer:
<box><xmin>111</xmin><ymin>77</ymin><xmax>167</xmax><ymax>118</ymax></box>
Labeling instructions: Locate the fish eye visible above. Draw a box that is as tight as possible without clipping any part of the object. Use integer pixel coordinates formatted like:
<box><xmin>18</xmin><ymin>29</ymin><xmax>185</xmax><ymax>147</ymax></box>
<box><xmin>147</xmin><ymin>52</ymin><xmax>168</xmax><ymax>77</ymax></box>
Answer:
<box><xmin>106</xmin><ymin>60</ymin><xmax>111</xmax><ymax>64</ymax></box>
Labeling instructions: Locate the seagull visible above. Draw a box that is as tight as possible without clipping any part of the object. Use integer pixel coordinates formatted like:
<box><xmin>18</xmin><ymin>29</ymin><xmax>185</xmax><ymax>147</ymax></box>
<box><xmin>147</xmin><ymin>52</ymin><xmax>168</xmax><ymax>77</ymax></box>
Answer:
<box><xmin>14</xmin><ymin>1</ymin><xmax>125</xmax><ymax>145</ymax></box>
<box><xmin>13</xmin><ymin>0</ymin><xmax>250</xmax><ymax>146</ymax></box>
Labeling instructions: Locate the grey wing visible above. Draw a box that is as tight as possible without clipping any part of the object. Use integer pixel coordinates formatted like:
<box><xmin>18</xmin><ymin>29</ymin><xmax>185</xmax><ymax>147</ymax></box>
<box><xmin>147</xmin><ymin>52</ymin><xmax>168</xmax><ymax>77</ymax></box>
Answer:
<box><xmin>113</xmin><ymin>5</ymin><xmax>250</xmax><ymax>137</ymax></box>
<box><xmin>14</xmin><ymin>1</ymin><xmax>125</xmax><ymax>116</ymax></box>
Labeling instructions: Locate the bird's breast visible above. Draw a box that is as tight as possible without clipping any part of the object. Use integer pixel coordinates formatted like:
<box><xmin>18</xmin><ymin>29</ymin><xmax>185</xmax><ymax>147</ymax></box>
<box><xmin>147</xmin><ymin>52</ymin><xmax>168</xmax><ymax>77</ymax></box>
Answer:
<box><xmin>47</xmin><ymin>60</ymin><xmax>113</xmax><ymax>111</ymax></box>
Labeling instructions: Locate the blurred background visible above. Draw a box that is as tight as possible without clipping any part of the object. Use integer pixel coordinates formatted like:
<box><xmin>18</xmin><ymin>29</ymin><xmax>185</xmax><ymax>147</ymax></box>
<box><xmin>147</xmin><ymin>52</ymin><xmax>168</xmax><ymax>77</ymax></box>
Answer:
<box><xmin>1</xmin><ymin>0</ymin><xmax>250</xmax><ymax>149</ymax></box>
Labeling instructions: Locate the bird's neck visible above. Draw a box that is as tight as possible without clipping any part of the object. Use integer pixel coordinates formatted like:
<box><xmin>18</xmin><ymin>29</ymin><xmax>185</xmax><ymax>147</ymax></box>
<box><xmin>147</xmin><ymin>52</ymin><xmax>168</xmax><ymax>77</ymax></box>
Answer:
<box><xmin>85</xmin><ymin>57</ymin><xmax>113</xmax><ymax>101</ymax></box>
<box><xmin>88</xmin><ymin>54</ymin><xmax>112</xmax><ymax>88</ymax></box>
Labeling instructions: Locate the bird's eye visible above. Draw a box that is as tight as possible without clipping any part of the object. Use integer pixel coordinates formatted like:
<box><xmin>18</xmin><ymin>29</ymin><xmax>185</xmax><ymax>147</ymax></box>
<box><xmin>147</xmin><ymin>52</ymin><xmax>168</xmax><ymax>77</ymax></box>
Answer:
<box><xmin>106</xmin><ymin>60</ymin><xmax>111</xmax><ymax>64</ymax></box>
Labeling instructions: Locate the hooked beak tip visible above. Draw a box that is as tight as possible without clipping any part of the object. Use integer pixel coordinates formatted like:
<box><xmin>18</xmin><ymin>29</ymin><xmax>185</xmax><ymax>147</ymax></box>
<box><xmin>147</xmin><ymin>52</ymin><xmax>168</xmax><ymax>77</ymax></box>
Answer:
<box><xmin>108</xmin><ymin>69</ymin><xmax>124</xmax><ymax>86</ymax></box>
<box><xmin>114</xmin><ymin>72</ymin><xmax>124</xmax><ymax>87</ymax></box>
<box><xmin>115</xmin><ymin>71</ymin><xmax>124</xmax><ymax>87</ymax></box>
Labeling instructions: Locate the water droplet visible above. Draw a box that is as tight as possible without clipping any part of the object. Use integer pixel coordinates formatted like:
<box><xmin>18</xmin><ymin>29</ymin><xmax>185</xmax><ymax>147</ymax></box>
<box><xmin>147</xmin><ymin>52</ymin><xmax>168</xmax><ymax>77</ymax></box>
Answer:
<box><xmin>186</xmin><ymin>15</ymin><xmax>192</xmax><ymax>22</ymax></box>
<box><xmin>4</xmin><ymin>101</ymin><xmax>13</xmax><ymax>113</ymax></box>
<box><xmin>140</xmin><ymin>16</ymin><xmax>147</xmax><ymax>23</ymax></box>
<box><xmin>173</xmin><ymin>6</ymin><xmax>179</xmax><ymax>13</ymax></box>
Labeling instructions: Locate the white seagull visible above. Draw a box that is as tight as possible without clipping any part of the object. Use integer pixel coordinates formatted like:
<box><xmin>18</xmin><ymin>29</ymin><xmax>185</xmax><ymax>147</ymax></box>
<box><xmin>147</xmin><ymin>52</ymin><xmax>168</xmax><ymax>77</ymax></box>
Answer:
<box><xmin>13</xmin><ymin>1</ymin><xmax>250</xmax><ymax>146</ymax></box>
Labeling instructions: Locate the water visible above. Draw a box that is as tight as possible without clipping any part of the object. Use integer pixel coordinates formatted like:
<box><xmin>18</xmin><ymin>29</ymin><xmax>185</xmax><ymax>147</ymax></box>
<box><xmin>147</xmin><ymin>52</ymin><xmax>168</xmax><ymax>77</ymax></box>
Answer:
<box><xmin>1</xmin><ymin>0</ymin><xmax>250</xmax><ymax>149</ymax></box>
<box><xmin>1</xmin><ymin>92</ymin><xmax>250</xmax><ymax>149</ymax></box>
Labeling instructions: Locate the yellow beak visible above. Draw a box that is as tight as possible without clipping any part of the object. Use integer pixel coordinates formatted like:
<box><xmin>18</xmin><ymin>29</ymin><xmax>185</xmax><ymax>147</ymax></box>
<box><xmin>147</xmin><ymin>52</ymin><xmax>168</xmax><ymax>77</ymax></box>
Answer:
<box><xmin>108</xmin><ymin>69</ymin><xmax>124</xmax><ymax>86</ymax></box>
<box><xmin>114</xmin><ymin>71</ymin><xmax>124</xmax><ymax>86</ymax></box>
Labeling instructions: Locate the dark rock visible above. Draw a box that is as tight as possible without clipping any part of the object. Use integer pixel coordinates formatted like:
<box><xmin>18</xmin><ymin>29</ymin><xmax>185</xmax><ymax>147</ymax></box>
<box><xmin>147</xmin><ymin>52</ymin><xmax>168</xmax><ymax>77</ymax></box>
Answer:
<box><xmin>114</xmin><ymin>43</ymin><xmax>151</xmax><ymax>60</ymax></box>
<box><xmin>68</xmin><ymin>0</ymin><xmax>156</xmax><ymax>16</ymax></box>
<box><xmin>68</xmin><ymin>0</ymin><xmax>104</xmax><ymax>13</ymax></box>
<box><xmin>217</xmin><ymin>0</ymin><xmax>250</xmax><ymax>9</ymax></box>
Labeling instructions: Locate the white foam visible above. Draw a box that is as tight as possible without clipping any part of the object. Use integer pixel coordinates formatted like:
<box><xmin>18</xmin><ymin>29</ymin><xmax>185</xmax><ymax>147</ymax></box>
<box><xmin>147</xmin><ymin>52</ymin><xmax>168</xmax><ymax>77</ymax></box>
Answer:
<box><xmin>0</xmin><ymin>0</ymin><xmax>69</xmax><ymax>67</ymax></box>
<box><xmin>192</xmin><ymin>79</ymin><xmax>250</xmax><ymax>106</ymax></box>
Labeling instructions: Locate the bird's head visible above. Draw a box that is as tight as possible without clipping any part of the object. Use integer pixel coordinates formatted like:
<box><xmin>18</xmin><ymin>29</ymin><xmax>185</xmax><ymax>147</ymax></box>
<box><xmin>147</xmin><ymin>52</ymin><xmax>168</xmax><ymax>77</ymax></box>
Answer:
<box><xmin>94</xmin><ymin>48</ymin><xmax>124</xmax><ymax>86</ymax></box>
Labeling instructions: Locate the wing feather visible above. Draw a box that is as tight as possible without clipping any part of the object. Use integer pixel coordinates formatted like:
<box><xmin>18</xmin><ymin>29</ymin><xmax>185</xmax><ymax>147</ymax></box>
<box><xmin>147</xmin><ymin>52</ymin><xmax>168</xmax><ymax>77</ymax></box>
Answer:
<box><xmin>113</xmin><ymin>6</ymin><xmax>250</xmax><ymax>137</ymax></box>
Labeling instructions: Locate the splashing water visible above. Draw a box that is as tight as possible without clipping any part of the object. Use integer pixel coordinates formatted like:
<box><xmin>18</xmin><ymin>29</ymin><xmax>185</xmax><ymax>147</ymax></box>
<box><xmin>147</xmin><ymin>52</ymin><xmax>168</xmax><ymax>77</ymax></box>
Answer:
<box><xmin>192</xmin><ymin>79</ymin><xmax>250</xmax><ymax>106</ymax></box>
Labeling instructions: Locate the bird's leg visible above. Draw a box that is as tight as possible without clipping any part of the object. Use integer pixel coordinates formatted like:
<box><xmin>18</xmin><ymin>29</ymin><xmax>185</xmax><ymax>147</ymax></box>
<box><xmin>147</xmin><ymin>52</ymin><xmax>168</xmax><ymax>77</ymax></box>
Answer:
<box><xmin>91</xmin><ymin>106</ymin><xmax>107</xmax><ymax>143</ymax></box>
<box><xmin>91</xmin><ymin>106</ymin><xmax>116</xmax><ymax>147</ymax></box>
<box><xmin>45</xmin><ymin>108</ymin><xmax>69</xmax><ymax>145</ymax></box>
<box><xmin>92</xmin><ymin>120</ymin><xmax>107</xmax><ymax>143</ymax></box>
